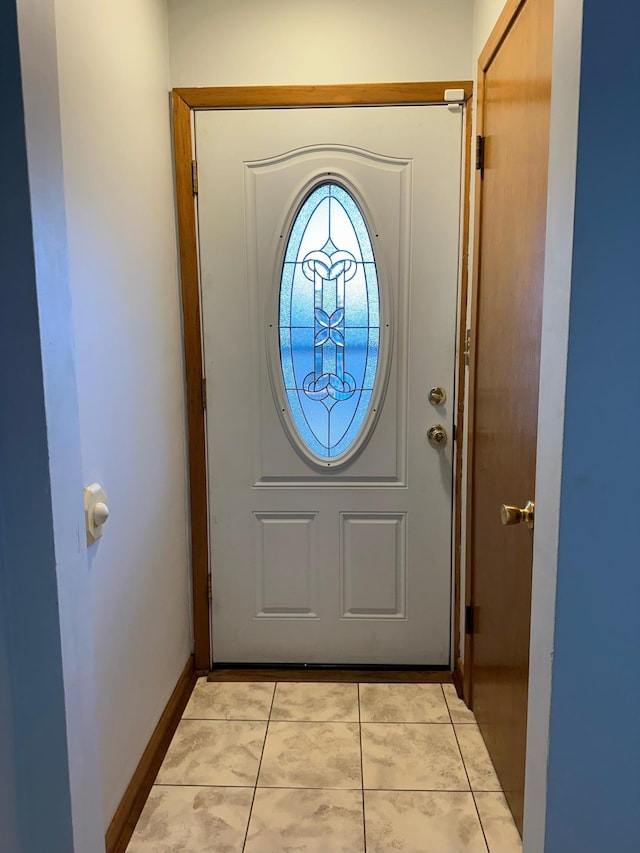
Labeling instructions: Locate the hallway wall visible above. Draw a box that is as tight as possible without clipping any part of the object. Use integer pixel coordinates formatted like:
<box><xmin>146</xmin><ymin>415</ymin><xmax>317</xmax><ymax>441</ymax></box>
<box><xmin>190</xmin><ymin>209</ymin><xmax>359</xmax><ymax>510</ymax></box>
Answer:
<box><xmin>472</xmin><ymin>0</ymin><xmax>508</xmax><ymax>61</ymax></box>
<box><xmin>168</xmin><ymin>0</ymin><xmax>473</xmax><ymax>87</ymax></box>
<box><xmin>52</xmin><ymin>0</ymin><xmax>191</xmax><ymax>828</ymax></box>
<box><xmin>0</xmin><ymin>581</ymin><xmax>19</xmax><ymax>851</ymax></box>
<box><xmin>4</xmin><ymin>0</ymin><xmax>105</xmax><ymax>848</ymax></box>
<box><xmin>542</xmin><ymin>2</ymin><xmax>640</xmax><ymax>849</ymax></box>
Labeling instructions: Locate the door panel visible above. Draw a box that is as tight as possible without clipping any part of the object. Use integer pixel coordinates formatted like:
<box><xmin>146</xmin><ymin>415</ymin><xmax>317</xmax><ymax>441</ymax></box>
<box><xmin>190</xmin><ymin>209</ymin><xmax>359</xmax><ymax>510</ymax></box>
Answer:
<box><xmin>341</xmin><ymin>513</ymin><xmax>407</xmax><ymax>618</ymax></box>
<box><xmin>254</xmin><ymin>513</ymin><xmax>318</xmax><ymax>617</ymax></box>
<box><xmin>470</xmin><ymin>0</ymin><xmax>554</xmax><ymax>832</ymax></box>
<box><xmin>197</xmin><ymin>106</ymin><xmax>462</xmax><ymax>664</ymax></box>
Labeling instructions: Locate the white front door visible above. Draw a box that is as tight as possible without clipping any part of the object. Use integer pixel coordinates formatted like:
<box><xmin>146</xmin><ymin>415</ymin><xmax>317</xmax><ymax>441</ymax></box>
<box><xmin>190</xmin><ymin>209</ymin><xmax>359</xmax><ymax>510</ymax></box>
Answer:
<box><xmin>196</xmin><ymin>105</ymin><xmax>462</xmax><ymax>664</ymax></box>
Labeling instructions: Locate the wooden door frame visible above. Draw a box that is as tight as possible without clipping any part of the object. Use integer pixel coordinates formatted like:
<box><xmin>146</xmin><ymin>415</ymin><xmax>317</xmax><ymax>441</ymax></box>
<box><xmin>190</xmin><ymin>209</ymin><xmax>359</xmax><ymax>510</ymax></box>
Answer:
<box><xmin>171</xmin><ymin>82</ymin><xmax>473</xmax><ymax>674</ymax></box>
<box><xmin>464</xmin><ymin>0</ymin><xmax>536</xmax><ymax>703</ymax></box>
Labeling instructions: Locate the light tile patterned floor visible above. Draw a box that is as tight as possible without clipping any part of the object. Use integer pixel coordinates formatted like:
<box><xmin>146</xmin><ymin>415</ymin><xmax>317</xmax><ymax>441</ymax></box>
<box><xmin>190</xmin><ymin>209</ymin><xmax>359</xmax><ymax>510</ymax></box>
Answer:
<box><xmin>126</xmin><ymin>680</ymin><xmax>522</xmax><ymax>853</ymax></box>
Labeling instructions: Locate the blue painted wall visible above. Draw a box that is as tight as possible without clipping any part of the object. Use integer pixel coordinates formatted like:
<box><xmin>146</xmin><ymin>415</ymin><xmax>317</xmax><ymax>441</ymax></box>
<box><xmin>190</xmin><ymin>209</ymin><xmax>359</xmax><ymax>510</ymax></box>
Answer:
<box><xmin>545</xmin><ymin>3</ymin><xmax>640</xmax><ymax>851</ymax></box>
<box><xmin>0</xmin><ymin>2</ymin><xmax>75</xmax><ymax>850</ymax></box>
<box><xmin>0</xmin><ymin>580</ymin><xmax>20</xmax><ymax>851</ymax></box>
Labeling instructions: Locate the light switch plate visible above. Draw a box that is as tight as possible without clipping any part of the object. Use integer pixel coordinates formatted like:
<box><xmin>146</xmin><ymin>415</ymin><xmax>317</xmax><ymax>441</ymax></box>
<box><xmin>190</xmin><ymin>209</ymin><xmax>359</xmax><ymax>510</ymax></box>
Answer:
<box><xmin>84</xmin><ymin>482</ymin><xmax>109</xmax><ymax>544</ymax></box>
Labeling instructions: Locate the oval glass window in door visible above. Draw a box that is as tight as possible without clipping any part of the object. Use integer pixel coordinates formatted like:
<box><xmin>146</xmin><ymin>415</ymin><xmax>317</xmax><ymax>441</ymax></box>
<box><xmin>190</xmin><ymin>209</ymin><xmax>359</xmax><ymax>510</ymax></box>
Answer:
<box><xmin>279</xmin><ymin>183</ymin><xmax>381</xmax><ymax>462</ymax></box>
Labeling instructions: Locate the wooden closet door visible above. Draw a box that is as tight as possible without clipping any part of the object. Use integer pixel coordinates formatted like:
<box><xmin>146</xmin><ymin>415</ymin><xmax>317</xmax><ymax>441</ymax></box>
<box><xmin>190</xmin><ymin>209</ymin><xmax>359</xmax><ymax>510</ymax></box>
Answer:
<box><xmin>469</xmin><ymin>0</ymin><xmax>554</xmax><ymax>833</ymax></box>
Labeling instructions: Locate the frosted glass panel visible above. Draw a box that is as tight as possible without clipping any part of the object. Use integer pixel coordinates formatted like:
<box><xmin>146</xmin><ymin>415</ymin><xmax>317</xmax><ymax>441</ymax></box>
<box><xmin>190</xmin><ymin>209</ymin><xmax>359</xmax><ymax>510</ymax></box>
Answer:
<box><xmin>279</xmin><ymin>183</ymin><xmax>381</xmax><ymax>461</ymax></box>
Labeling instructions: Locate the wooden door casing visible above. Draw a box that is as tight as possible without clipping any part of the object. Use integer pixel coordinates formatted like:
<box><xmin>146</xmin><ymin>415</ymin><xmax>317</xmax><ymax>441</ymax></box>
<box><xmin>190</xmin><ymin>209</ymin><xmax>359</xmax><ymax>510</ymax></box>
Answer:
<box><xmin>467</xmin><ymin>0</ymin><xmax>554</xmax><ymax>833</ymax></box>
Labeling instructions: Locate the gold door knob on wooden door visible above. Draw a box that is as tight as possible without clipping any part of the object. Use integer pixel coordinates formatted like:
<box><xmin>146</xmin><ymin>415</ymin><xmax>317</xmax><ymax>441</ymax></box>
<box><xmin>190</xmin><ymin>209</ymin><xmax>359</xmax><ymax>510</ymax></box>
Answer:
<box><xmin>500</xmin><ymin>500</ymin><xmax>535</xmax><ymax>530</ymax></box>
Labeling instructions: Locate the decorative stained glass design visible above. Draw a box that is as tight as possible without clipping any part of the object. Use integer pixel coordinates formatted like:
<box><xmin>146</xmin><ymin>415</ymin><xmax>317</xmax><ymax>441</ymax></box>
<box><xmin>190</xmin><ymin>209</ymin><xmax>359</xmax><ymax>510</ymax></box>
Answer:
<box><xmin>279</xmin><ymin>183</ymin><xmax>380</xmax><ymax>461</ymax></box>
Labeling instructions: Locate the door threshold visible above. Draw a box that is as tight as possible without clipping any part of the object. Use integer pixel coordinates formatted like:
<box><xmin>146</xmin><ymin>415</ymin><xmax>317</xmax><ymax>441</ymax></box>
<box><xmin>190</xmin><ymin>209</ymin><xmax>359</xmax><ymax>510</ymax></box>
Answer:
<box><xmin>208</xmin><ymin>664</ymin><xmax>452</xmax><ymax>683</ymax></box>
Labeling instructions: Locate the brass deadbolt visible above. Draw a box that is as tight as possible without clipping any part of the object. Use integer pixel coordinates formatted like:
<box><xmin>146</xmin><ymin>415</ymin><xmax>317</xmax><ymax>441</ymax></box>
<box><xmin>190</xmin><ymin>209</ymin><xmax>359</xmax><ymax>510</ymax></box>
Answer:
<box><xmin>427</xmin><ymin>425</ymin><xmax>448</xmax><ymax>448</ymax></box>
<box><xmin>429</xmin><ymin>386</ymin><xmax>447</xmax><ymax>406</ymax></box>
<box><xmin>500</xmin><ymin>500</ymin><xmax>535</xmax><ymax>530</ymax></box>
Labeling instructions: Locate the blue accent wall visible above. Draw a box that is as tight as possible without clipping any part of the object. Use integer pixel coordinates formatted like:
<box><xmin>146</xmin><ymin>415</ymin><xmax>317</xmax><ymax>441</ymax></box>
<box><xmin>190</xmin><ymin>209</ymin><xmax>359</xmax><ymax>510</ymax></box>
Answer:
<box><xmin>545</xmin><ymin>3</ymin><xmax>640</xmax><ymax>851</ymax></box>
<box><xmin>0</xmin><ymin>2</ymin><xmax>75</xmax><ymax>850</ymax></box>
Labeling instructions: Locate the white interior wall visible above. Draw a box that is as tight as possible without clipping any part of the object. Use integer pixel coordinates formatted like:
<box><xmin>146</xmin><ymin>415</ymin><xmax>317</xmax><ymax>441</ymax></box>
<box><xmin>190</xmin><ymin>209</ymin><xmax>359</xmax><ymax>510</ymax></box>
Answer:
<box><xmin>10</xmin><ymin>0</ymin><xmax>105</xmax><ymax>847</ymax></box>
<box><xmin>473</xmin><ymin>0</ymin><xmax>508</xmax><ymax>60</ymax></box>
<box><xmin>168</xmin><ymin>0</ymin><xmax>473</xmax><ymax>86</ymax></box>
<box><xmin>53</xmin><ymin>0</ymin><xmax>191</xmax><ymax>827</ymax></box>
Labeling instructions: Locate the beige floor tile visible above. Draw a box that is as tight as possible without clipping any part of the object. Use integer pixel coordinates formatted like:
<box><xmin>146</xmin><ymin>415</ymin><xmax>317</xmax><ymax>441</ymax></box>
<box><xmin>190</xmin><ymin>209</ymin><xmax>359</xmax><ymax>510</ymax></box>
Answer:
<box><xmin>361</xmin><ymin>723</ymin><xmax>469</xmax><ymax>791</ymax></box>
<box><xmin>365</xmin><ymin>790</ymin><xmax>488</xmax><ymax>853</ymax></box>
<box><xmin>183</xmin><ymin>680</ymin><xmax>275</xmax><ymax>721</ymax></box>
<box><xmin>455</xmin><ymin>725</ymin><xmax>502</xmax><ymax>791</ymax></box>
<box><xmin>270</xmin><ymin>682</ymin><xmax>359</xmax><ymax>722</ymax></box>
<box><xmin>244</xmin><ymin>788</ymin><xmax>365</xmax><ymax>853</ymax></box>
<box><xmin>126</xmin><ymin>785</ymin><xmax>253</xmax><ymax>853</ymax></box>
<box><xmin>359</xmin><ymin>683</ymin><xmax>450</xmax><ymax>723</ymax></box>
<box><xmin>156</xmin><ymin>719</ymin><xmax>267</xmax><ymax>786</ymax></box>
<box><xmin>474</xmin><ymin>792</ymin><xmax>523</xmax><ymax>853</ymax></box>
<box><xmin>258</xmin><ymin>721</ymin><xmax>362</xmax><ymax>789</ymax></box>
<box><xmin>442</xmin><ymin>683</ymin><xmax>476</xmax><ymax>724</ymax></box>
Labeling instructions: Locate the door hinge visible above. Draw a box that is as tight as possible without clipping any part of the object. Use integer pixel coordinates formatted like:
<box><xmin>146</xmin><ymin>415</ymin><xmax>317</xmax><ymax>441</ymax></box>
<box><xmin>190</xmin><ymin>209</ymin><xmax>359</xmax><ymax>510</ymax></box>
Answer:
<box><xmin>191</xmin><ymin>160</ymin><xmax>199</xmax><ymax>195</ymax></box>
<box><xmin>465</xmin><ymin>604</ymin><xmax>475</xmax><ymax>635</ymax></box>
<box><xmin>452</xmin><ymin>423</ymin><xmax>457</xmax><ymax>442</ymax></box>
<box><xmin>475</xmin><ymin>135</ymin><xmax>485</xmax><ymax>174</ymax></box>
<box><xmin>201</xmin><ymin>377</ymin><xmax>207</xmax><ymax>410</ymax></box>
<box><xmin>207</xmin><ymin>574</ymin><xmax>213</xmax><ymax>601</ymax></box>
<box><xmin>464</xmin><ymin>328</ymin><xmax>471</xmax><ymax>366</ymax></box>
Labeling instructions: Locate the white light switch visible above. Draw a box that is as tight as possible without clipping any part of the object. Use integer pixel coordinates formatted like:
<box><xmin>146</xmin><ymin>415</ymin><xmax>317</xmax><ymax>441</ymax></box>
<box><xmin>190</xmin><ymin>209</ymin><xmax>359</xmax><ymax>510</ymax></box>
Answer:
<box><xmin>84</xmin><ymin>483</ymin><xmax>110</xmax><ymax>544</ymax></box>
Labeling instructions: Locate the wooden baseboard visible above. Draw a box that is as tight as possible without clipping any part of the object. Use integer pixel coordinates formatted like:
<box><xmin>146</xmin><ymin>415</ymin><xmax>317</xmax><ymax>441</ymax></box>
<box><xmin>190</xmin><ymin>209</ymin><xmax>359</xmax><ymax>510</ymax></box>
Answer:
<box><xmin>452</xmin><ymin>657</ymin><xmax>465</xmax><ymax>699</ymax></box>
<box><xmin>105</xmin><ymin>656</ymin><xmax>197</xmax><ymax>853</ymax></box>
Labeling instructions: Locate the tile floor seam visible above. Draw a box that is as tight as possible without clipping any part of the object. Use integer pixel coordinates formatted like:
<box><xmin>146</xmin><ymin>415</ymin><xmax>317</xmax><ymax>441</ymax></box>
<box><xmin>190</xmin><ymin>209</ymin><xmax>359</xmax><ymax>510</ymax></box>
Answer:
<box><xmin>267</xmin><ymin>717</ymin><xmax>362</xmax><ymax>723</ymax></box>
<box><xmin>151</xmin><ymin>783</ymin><xmax>487</xmax><ymax>792</ymax></box>
<box><xmin>254</xmin><ymin>786</ymin><xmax>482</xmax><ymax>792</ymax></box>
<box><xmin>454</xmin><ymin>724</ymin><xmax>503</xmax><ymax>792</ymax></box>
<box><xmin>362</xmin><ymin>720</ymin><xmax>455</xmax><ymax>728</ymax></box>
<box><xmin>473</xmin><ymin>792</ymin><xmax>523</xmax><ymax>853</ymax></box>
<box><xmin>151</xmin><ymin>783</ymin><xmax>351</xmax><ymax>791</ymax></box>
<box><xmin>357</xmin><ymin>683</ymin><xmax>367</xmax><ymax>853</ymax></box>
<box><xmin>153</xmin><ymin>782</ymin><xmax>256</xmax><ymax>789</ymax></box>
<box><xmin>362</xmin><ymin>787</ymin><xmax>490</xmax><ymax>793</ymax></box>
<box><xmin>448</xmin><ymin>697</ymin><xmax>491</xmax><ymax>853</ymax></box>
<box><xmin>254</xmin><ymin>785</ymin><xmax>367</xmax><ymax>791</ymax></box>
<box><xmin>182</xmin><ymin>717</ymin><xmax>270</xmax><ymax>722</ymax></box>
<box><xmin>240</xmin><ymin>681</ymin><xmax>277</xmax><ymax>853</ymax></box>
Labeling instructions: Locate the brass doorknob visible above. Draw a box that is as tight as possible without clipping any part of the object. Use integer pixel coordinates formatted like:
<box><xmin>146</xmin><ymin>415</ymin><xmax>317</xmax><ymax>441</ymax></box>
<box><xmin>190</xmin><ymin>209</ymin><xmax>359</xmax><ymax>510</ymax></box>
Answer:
<box><xmin>427</xmin><ymin>425</ymin><xmax>448</xmax><ymax>448</ymax></box>
<box><xmin>500</xmin><ymin>500</ymin><xmax>535</xmax><ymax>530</ymax></box>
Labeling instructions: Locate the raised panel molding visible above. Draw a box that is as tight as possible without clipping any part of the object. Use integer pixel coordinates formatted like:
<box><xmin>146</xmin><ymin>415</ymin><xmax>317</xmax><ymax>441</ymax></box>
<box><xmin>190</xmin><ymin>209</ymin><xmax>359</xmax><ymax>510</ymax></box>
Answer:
<box><xmin>244</xmin><ymin>143</ymin><xmax>411</xmax><ymax>486</ymax></box>
<box><xmin>340</xmin><ymin>512</ymin><xmax>407</xmax><ymax>619</ymax></box>
<box><xmin>254</xmin><ymin>512</ymin><xmax>318</xmax><ymax>618</ymax></box>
